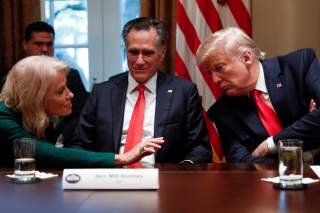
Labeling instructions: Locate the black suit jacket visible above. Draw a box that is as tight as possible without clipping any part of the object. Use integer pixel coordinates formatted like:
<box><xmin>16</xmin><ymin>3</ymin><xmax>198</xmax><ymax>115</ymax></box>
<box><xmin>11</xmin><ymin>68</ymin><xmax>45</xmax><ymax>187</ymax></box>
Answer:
<box><xmin>72</xmin><ymin>71</ymin><xmax>212</xmax><ymax>163</ymax></box>
<box><xmin>62</xmin><ymin>68</ymin><xmax>89</xmax><ymax>144</ymax></box>
<box><xmin>207</xmin><ymin>48</ymin><xmax>320</xmax><ymax>163</ymax></box>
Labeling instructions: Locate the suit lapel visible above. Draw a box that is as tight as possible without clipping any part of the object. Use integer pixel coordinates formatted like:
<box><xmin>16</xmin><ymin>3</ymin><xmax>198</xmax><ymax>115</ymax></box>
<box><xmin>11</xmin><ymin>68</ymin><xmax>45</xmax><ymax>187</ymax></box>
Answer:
<box><xmin>154</xmin><ymin>72</ymin><xmax>173</xmax><ymax>137</ymax></box>
<box><xmin>262</xmin><ymin>59</ymin><xmax>290</xmax><ymax>126</ymax></box>
<box><xmin>111</xmin><ymin>76</ymin><xmax>128</xmax><ymax>152</ymax></box>
<box><xmin>232</xmin><ymin>96</ymin><xmax>269</xmax><ymax>139</ymax></box>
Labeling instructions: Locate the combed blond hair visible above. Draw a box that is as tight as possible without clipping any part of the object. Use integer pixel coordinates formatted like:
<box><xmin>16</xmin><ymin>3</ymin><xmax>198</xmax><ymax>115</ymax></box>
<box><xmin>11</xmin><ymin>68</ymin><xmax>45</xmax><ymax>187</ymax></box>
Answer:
<box><xmin>0</xmin><ymin>56</ymin><xmax>69</xmax><ymax>138</ymax></box>
<box><xmin>196</xmin><ymin>27</ymin><xmax>266</xmax><ymax>66</ymax></box>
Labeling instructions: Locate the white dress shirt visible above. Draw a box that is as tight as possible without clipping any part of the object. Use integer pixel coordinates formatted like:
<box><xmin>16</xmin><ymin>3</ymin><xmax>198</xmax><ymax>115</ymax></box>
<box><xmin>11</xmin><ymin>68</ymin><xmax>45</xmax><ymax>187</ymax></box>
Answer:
<box><xmin>120</xmin><ymin>72</ymin><xmax>157</xmax><ymax>167</ymax></box>
<box><xmin>254</xmin><ymin>63</ymin><xmax>278</xmax><ymax>153</ymax></box>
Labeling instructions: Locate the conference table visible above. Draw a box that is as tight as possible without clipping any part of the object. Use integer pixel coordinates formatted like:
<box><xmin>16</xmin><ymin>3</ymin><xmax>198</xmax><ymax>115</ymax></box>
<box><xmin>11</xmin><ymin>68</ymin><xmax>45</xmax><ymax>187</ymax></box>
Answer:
<box><xmin>0</xmin><ymin>163</ymin><xmax>319</xmax><ymax>213</ymax></box>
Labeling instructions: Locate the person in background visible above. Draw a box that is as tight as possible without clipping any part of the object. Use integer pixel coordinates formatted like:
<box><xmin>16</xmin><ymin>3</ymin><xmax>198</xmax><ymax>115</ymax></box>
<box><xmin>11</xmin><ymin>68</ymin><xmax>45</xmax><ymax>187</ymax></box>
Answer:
<box><xmin>0</xmin><ymin>56</ymin><xmax>164</xmax><ymax>167</ymax></box>
<box><xmin>23</xmin><ymin>21</ymin><xmax>88</xmax><ymax>146</ymax></box>
<box><xmin>72</xmin><ymin>17</ymin><xmax>212</xmax><ymax>166</ymax></box>
<box><xmin>196</xmin><ymin>27</ymin><xmax>320</xmax><ymax>163</ymax></box>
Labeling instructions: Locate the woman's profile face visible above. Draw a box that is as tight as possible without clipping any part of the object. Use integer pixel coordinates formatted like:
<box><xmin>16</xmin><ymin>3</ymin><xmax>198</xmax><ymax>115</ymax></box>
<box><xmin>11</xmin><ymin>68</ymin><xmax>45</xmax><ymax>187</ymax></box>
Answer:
<box><xmin>44</xmin><ymin>71</ymin><xmax>74</xmax><ymax>116</ymax></box>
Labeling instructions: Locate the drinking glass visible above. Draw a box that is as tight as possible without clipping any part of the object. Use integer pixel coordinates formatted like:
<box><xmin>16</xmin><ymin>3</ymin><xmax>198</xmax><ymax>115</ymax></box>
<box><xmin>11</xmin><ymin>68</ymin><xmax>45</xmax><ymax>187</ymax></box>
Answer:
<box><xmin>278</xmin><ymin>139</ymin><xmax>303</xmax><ymax>189</ymax></box>
<box><xmin>13</xmin><ymin>138</ymin><xmax>36</xmax><ymax>183</ymax></box>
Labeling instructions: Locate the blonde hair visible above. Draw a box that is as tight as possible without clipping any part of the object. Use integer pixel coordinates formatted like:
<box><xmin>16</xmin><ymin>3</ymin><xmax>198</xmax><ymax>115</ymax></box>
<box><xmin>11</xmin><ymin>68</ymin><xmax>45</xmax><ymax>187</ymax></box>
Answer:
<box><xmin>0</xmin><ymin>56</ymin><xmax>69</xmax><ymax>138</ymax></box>
<box><xmin>196</xmin><ymin>27</ymin><xmax>266</xmax><ymax>66</ymax></box>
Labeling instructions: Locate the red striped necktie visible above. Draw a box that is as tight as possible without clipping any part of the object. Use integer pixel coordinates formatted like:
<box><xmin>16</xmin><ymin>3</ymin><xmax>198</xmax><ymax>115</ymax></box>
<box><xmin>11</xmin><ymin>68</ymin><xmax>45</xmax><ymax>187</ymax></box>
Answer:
<box><xmin>251</xmin><ymin>89</ymin><xmax>282</xmax><ymax>136</ymax></box>
<box><xmin>124</xmin><ymin>85</ymin><xmax>145</xmax><ymax>168</ymax></box>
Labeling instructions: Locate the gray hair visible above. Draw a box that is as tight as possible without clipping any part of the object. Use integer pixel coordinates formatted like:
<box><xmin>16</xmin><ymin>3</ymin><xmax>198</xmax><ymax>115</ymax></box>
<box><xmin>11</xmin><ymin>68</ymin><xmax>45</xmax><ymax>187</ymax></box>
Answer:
<box><xmin>122</xmin><ymin>17</ymin><xmax>168</xmax><ymax>49</ymax></box>
<box><xmin>196</xmin><ymin>27</ymin><xmax>265</xmax><ymax>65</ymax></box>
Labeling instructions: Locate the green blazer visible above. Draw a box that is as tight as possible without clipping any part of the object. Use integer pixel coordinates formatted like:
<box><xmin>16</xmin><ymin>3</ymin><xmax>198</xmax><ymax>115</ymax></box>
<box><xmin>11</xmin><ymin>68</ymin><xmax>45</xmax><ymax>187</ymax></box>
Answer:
<box><xmin>0</xmin><ymin>101</ymin><xmax>115</xmax><ymax>168</ymax></box>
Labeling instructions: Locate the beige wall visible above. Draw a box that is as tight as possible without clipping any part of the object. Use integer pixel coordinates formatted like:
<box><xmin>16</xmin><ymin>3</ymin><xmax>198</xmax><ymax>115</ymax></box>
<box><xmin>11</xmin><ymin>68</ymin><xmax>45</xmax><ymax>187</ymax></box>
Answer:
<box><xmin>252</xmin><ymin>0</ymin><xmax>320</xmax><ymax>58</ymax></box>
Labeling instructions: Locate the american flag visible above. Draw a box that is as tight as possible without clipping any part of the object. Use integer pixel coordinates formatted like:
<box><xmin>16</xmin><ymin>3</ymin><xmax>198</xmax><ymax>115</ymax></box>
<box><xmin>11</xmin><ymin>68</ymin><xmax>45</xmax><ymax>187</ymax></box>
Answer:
<box><xmin>176</xmin><ymin>0</ymin><xmax>251</xmax><ymax>162</ymax></box>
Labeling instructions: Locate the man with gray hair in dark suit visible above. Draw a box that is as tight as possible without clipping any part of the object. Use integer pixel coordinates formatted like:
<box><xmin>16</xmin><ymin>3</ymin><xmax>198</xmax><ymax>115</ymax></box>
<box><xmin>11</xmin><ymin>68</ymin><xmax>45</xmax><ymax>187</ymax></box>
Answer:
<box><xmin>72</xmin><ymin>17</ymin><xmax>212</xmax><ymax>166</ymax></box>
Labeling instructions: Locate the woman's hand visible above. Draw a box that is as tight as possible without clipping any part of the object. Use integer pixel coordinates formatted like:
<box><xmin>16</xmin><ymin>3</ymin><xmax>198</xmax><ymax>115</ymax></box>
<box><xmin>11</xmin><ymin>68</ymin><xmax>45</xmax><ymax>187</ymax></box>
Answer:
<box><xmin>115</xmin><ymin>137</ymin><xmax>164</xmax><ymax>165</ymax></box>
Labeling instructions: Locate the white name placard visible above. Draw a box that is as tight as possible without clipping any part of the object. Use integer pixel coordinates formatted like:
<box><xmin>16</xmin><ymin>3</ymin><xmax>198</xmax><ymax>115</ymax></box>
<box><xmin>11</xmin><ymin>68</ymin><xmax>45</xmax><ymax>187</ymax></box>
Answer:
<box><xmin>62</xmin><ymin>168</ymin><xmax>159</xmax><ymax>190</ymax></box>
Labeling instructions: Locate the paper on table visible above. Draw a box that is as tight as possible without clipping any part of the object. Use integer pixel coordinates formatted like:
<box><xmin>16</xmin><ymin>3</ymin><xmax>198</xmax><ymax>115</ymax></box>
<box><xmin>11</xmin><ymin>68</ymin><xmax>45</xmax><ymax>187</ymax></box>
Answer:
<box><xmin>261</xmin><ymin>176</ymin><xmax>319</xmax><ymax>185</ymax></box>
<box><xmin>6</xmin><ymin>171</ymin><xmax>58</xmax><ymax>180</ymax></box>
<box><xmin>310</xmin><ymin>165</ymin><xmax>320</xmax><ymax>178</ymax></box>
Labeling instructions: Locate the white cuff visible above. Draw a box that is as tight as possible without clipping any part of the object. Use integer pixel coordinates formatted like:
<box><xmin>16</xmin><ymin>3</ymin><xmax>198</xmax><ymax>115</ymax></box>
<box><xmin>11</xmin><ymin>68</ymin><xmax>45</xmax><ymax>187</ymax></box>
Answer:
<box><xmin>266</xmin><ymin>136</ymin><xmax>277</xmax><ymax>154</ymax></box>
<box><xmin>180</xmin><ymin>160</ymin><xmax>194</xmax><ymax>164</ymax></box>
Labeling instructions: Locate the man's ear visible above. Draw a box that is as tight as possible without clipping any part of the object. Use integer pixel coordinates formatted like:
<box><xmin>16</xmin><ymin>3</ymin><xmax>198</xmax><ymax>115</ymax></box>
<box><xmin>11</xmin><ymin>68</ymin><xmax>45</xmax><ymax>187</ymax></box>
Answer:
<box><xmin>160</xmin><ymin>48</ymin><xmax>166</xmax><ymax>60</ymax></box>
<box><xmin>242</xmin><ymin>50</ymin><xmax>253</xmax><ymax>65</ymax></box>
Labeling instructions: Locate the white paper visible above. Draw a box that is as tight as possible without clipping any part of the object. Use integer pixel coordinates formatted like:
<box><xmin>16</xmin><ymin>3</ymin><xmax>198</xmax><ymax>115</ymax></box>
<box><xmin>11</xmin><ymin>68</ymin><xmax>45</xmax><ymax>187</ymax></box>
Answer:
<box><xmin>6</xmin><ymin>171</ymin><xmax>58</xmax><ymax>180</ymax></box>
<box><xmin>261</xmin><ymin>176</ymin><xmax>319</xmax><ymax>184</ymax></box>
<box><xmin>62</xmin><ymin>168</ymin><xmax>159</xmax><ymax>190</ymax></box>
<box><xmin>310</xmin><ymin>165</ymin><xmax>320</xmax><ymax>178</ymax></box>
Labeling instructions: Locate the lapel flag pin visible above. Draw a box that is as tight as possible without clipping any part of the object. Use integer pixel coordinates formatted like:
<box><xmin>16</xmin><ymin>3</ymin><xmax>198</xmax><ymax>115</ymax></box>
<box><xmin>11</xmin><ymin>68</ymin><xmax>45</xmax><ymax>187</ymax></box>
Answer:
<box><xmin>276</xmin><ymin>83</ymin><xmax>282</xmax><ymax>88</ymax></box>
<box><xmin>167</xmin><ymin>90</ymin><xmax>173</xmax><ymax>93</ymax></box>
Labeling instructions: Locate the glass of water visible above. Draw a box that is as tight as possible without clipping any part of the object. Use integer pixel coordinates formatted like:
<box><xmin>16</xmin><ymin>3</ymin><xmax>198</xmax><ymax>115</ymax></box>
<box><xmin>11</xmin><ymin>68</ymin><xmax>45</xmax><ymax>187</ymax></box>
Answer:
<box><xmin>13</xmin><ymin>138</ymin><xmax>36</xmax><ymax>183</ymax></box>
<box><xmin>278</xmin><ymin>139</ymin><xmax>303</xmax><ymax>189</ymax></box>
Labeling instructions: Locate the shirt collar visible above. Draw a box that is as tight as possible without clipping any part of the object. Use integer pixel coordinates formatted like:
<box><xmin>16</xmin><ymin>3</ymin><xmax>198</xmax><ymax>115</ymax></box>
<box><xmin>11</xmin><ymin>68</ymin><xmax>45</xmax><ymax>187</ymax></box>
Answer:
<box><xmin>255</xmin><ymin>62</ymin><xmax>268</xmax><ymax>94</ymax></box>
<box><xmin>128</xmin><ymin>71</ymin><xmax>158</xmax><ymax>94</ymax></box>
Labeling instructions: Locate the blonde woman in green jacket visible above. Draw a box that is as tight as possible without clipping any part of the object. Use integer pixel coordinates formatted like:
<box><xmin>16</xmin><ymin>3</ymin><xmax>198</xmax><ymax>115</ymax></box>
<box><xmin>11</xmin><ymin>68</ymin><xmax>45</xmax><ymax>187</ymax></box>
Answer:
<box><xmin>0</xmin><ymin>56</ymin><xmax>163</xmax><ymax>168</ymax></box>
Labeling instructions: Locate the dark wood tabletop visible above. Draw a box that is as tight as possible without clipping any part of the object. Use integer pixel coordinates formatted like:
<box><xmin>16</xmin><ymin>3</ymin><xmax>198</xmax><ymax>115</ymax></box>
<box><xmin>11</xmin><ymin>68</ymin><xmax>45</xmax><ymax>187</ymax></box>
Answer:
<box><xmin>0</xmin><ymin>163</ymin><xmax>319</xmax><ymax>213</ymax></box>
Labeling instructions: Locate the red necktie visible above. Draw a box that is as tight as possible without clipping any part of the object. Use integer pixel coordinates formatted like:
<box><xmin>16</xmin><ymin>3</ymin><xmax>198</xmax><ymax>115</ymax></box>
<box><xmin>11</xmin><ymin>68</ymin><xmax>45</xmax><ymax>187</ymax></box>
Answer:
<box><xmin>124</xmin><ymin>85</ymin><xmax>145</xmax><ymax>168</ymax></box>
<box><xmin>251</xmin><ymin>90</ymin><xmax>282</xmax><ymax>136</ymax></box>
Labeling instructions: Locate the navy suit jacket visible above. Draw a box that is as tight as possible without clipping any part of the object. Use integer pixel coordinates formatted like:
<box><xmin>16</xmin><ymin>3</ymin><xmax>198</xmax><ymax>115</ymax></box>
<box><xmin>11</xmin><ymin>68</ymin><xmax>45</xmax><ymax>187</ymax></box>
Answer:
<box><xmin>207</xmin><ymin>48</ymin><xmax>320</xmax><ymax>163</ymax></box>
<box><xmin>72</xmin><ymin>71</ymin><xmax>212</xmax><ymax>163</ymax></box>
